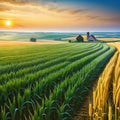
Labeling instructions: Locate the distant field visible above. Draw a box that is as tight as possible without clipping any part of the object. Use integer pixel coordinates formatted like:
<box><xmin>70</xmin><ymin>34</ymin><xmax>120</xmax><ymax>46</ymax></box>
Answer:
<box><xmin>0</xmin><ymin>43</ymin><xmax>115</xmax><ymax>120</ymax></box>
<box><xmin>0</xmin><ymin>40</ymin><xmax>65</xmax><ymax>46</ymax></box>
<box><xmin>0</xmin><ymin>32</ymin><xmax>78</xmax><ymax>41</ymax></box>
<box><xmin>0</xmin><ymin>32</ymin><xmax>120</xmax><ymax>42</ymax></box>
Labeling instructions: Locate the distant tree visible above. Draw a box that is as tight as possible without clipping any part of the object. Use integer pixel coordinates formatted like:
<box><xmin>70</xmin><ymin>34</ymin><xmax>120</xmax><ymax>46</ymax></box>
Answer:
<box><xmin>68</xmin><ymin>40</ymin><xmax>72</xmax><ymax>43</ymax></box>
<box><xmin>30</xmin><ymin>38</ymin><xmax>37</xmax><ymax>42</ymax></box>
<box><xmin>76</xmin><ymin>35</ymin><xmax>84</xmax><ymax>42</ymax></box>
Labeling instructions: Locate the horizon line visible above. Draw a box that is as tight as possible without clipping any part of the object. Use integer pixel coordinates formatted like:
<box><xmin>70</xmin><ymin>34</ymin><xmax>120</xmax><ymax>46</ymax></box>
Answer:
<box><xmin>0</xmin><ymin>30</ymin><xmax>120</xmax><ymax>33</ymax></box>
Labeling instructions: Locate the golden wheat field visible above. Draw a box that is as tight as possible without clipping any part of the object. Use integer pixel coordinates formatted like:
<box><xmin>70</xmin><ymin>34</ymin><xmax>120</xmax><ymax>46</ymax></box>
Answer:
<box><xmin>89</xmin><ymin>43</ymin><xmax>120</xmax><ymax>120</ymax></box>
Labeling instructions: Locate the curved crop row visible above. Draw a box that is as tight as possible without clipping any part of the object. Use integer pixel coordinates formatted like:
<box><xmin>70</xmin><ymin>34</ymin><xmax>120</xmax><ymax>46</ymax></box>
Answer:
<box><xmin>0</xmin><ymin>43</ymin><xmax>101</xmax><ymax>84</ymax></box>
<box><xmin>0</xmin><ymin>43</ymin><xmax>115</xmax><ymax>120</ymax></box>
<box><xmin>0</xmin><ymin>43</ymin><xmax>97</xmax><ymax>75</ymax></box>
<box><xmin>0</xmin><ymin>43</ymin><xmax>96</xmax><ymax>65</ymax></box>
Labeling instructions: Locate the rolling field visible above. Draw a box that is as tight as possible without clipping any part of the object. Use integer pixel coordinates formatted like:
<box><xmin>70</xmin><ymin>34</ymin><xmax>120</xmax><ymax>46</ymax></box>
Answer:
<box><xmin>0</xmin><ymin>43</ymin><xmax>116</xmax><ymax>120</ymax></box>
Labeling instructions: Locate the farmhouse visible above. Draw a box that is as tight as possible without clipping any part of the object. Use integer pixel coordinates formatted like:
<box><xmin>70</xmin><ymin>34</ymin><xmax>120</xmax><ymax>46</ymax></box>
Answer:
<box><xmin>87</xmin><ymin>32</ymin><xmax>97</xmax><ymax>42</ymax></box>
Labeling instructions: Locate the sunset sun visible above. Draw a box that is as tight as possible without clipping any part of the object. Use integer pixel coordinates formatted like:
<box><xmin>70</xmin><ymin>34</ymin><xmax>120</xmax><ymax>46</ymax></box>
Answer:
<box><xmin>5</xmin><ymin>20</ymin><xmax>12</xmax><ymax>27</ymax></box>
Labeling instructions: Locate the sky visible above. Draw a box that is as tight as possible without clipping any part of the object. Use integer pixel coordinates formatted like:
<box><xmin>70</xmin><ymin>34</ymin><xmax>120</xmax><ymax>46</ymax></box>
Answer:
<box><xmin>0</xmin><ymin>0</ymin><xmax>120</xmax><ymax>32</ymax></box>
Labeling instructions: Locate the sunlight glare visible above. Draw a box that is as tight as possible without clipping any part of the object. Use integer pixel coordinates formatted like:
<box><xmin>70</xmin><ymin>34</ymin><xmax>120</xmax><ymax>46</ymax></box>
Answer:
<box><xmin>5</xmin><ymin>20</ymin><xmax>12</xmax><ymax>27</ymax></box>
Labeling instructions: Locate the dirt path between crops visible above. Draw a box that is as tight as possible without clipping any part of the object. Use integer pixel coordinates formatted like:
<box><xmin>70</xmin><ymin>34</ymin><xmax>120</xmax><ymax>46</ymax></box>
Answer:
<box><xmin>73</xmin><ymin>82</ymin><xmax>98</xmax><ymax>120</ymax></box>
<box><xmin>73</xmin><ymin>42</ymin><xmax>120</xmax><ymax>120</ymax></box>
<box><xmin>73</xmin><ymin>93</ymin><xmax>90</xmax><ymax>120</ymax></box>
<box><xmin>0</xmin><ymin>40</ymin><xmax>65</xmax><ymax>46</ymax></box>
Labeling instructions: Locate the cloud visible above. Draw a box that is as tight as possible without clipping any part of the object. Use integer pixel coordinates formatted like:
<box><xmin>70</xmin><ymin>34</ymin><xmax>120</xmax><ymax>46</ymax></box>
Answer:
<box><xmin>87</xmin><ymin>15</ymin><xmax>99</xmax><ymax>20</ymax></box>
<box><xmin>0</xmin><ymin>0</ymin><xmax>89</xmax><ymax>17</ymax></box>
<box><xmin>68</xmin><ymin>9</ymin><xmax>88</xmax><ymax>14</ymax></box>
<box><xmin>0</xmin><ymin>17</ymin><xmax>15</xmax><ymax>21</ymax></box>
<box><xmin>0</xmin><ymin>0</ymin><xmax>23</xmax><ymax>4</ymax></box>
<box><xmin>0</xmin><ymin>0</ymin><xmax>32</xmax><ymax>4</ymax></box>
<box><xmin>0</xmin><ymin>18</ymin><xmax>6</xmax><ymax>20</ymax></box>
<box><xmin>47</xmin><ymin>7</ymin><xmax>67</xmax><ymax>13</ymax></box>
<box><xmin>0</xmin><ymin>4</ymin><xmax>11</xmax><ymax>11</ymax></box>
<box><xmin>0</xmin><ymin>0</ymin><xmax>53</xmax><ymax>4</ymax></box>
<box><xmin>45</xmin><ymin>4</ymin><xmax>89</xmax><ymax>16</ymax></box>
<box><xmin>0</xmin><ymin>0</ymin><xmax>89</xmax><ymax>15</ymax></box>
<box><xmin>99</xmin><ymin>17</ymin><xmax>120</xmax><ymax>22</ymax></box>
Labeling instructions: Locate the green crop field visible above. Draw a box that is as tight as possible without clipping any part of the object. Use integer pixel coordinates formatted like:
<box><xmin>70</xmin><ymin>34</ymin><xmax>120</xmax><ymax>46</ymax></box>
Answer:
<box><xmin>0</xmin><ymin>43</ymin><xmax>115</xmax><ymax>120</ymax></box>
